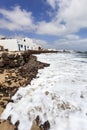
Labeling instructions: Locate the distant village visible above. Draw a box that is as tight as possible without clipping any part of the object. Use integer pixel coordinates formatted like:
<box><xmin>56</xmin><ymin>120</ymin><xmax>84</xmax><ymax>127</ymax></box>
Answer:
<box><xmin>0</xmin><ymin>37</ymin><xmax>80</xmax><ymax>53</ymax></box>
<box><xmin>0</xmin><ymin>37</ymin><xmax>42</xmax><ymax>51</ymax></box>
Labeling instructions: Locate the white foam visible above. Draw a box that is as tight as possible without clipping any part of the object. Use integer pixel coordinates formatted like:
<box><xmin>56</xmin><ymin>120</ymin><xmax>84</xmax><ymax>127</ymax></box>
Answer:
<box><xmin>1</xmin><ymin>53</ymin><xmax>87</xmax><ymax>130</ymax></box>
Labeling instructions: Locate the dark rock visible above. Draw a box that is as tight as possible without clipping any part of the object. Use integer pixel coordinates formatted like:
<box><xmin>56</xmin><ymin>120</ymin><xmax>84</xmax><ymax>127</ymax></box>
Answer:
<box><xmin>0</xmin><ymin>59</ymin><xmax>4</xmax><ymax>67</ymax></box>
<box><xmin>7</xmin><ymin>116</ymin><xmax>11</xmax><ymax>122</ymax></box>
<box><xmin>0</xmin><ymin>68</ymin><xmax>4</xmax><ymax>73</ymax></box>
<box><xmin>39</xmin><ymin>124</ymin><xmax>44</xmax><ymax>130</ymax></box>
<box><xmin>35</xmin><ymin>116</ymin><xmax>40</xmax><ymax>125</ymax></box>
<box><xmin>15</xmin><ymin>120</ymin><xmax>20</xmax><ymax>127</ymax></box>
<box><xmin>8</xmin><ymin>54</ymin><xmax>15</xmax><ymax>59</ymax></box>
<box><xmin>0</xmin><ymin>102</ymin><xmax>4</xmax><ymax>106</ymax></box>
<box><xmin>6</xmin><ymin>79</ymin><xmax>12</xmax><ymax>85</ymax></box>
<box><xmin>14</xmin><ymin>128</ymin><xmax>18</xmax><ymax>130</ymax></box>
<box><xmin>1</xmin><ymin>52</ymin><xmax>8</xmax><ymax>59</ymax></box>
<box><xmin>43</xmin><ymin>120</ymin><xmax>50</xmax><ymax>130</ymax></box>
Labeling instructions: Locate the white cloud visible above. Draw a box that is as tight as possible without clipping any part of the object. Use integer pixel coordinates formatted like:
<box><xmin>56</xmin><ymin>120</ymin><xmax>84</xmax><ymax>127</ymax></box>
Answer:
<box><xmin>1</xmin><ymin>1</ymin><xmax>87</xmax><ymax>36</ymax></box>
<box><xmin>0</xmin><ymin>34</ymin><xmax>5</xmax><ymax>38</ymax></box>
<box><xmin>33</xmin><ymin>38</ymin><xmax>50</xmax><ymax>49</ymax></box>
<box><xmin>41</xmin><ymin>0</ymin><xmax>87</xmax><ymax>51</ymax></box>
<box><xmin>37</xmin><ymin>0</ymin><xmax>87</xmax><ymax>36</ymax></box>
<box><xmin>0</xmin><ymin>1</ymin><xmax>87</xmax><ymax>51</ymax></box>
<box><xmin>64</xmin><ymin>34</ymin><xmax>80</xmax><ymax>40</ymax></box>
<box><xmin>53</xmin><ymin>34</ymin><xmax>87</xmax><ymax>51</ymax></box>
<box><xmin>46</xmin><ymin>0</ymin><xmax>58</xmax><ymax>9</ymax></box>
<box><xmin>0</xmin><ymin>6</ymin><xmax>35</xmax><ymax>31</ymax></box>
<box><xmin>57</xmin><ymin>0</ymin><xmax>87</xmax><ymax>30</ymax></box>
<box><xmin>36</xmin><ymin>21</ymin><xmax>66</xmax><ymax>35</ymax></box>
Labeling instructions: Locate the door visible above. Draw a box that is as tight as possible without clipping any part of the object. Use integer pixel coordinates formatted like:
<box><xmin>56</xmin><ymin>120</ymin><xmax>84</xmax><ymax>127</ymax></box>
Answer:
<box><xmin>24</xmin><ymin>45</ymin><xmax>26</xmax><ymax>51</ymax></box>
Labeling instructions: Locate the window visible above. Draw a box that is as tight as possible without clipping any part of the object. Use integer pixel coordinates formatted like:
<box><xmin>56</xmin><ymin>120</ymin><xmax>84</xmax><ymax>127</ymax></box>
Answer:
<box><xmin>21</xmin><ymin>45</ymin><xmax>23</xmax><ymax>48</ymax></box>
<box><xmin>24</xmin><ymin>45</ymin><xmax>26</xmax><ymax>50</ymax></box>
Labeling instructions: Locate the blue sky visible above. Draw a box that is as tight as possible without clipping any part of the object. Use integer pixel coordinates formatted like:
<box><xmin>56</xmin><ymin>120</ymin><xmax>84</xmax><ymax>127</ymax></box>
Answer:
<box><xmin>0</xmin><ymin>0</ymin><xmax>87</xmax><ymax>51</ymax></box>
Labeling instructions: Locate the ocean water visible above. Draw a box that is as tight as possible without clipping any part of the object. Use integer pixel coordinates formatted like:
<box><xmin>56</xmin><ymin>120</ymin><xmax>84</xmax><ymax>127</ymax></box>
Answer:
<box><xmin>1</xmin><ymin>52</ymin><xmax>87</xmax><ymax>130</ymax></box>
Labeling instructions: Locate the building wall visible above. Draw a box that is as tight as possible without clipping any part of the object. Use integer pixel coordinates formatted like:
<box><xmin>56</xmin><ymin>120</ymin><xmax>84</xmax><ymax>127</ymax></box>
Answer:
<box><xmin>0</xmin><ymin>39</ymin><xmax>18</xmax><ymax>51</ymax></box>
<box><xmin>21</xmin><ymin>38</ymin><xmax>40</xmax><ymax>50</ymax></box>
<box><xmin>0</xmin><ymin>38</ymin><xmax>41</xmax><ymax>51</ymax></box>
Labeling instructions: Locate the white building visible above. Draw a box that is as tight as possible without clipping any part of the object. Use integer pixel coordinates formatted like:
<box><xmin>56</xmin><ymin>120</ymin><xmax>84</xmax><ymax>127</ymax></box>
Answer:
<box><xmin>0</xmin><ymin>37</ymin><xmax>42</xmax><ymax>51</ymax></box>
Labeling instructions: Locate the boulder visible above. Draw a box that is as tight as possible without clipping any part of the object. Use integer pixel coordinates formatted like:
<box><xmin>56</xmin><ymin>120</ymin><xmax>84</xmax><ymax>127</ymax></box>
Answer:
<box><xmin>0</xmin><ymin>59</ymin><xmax>4</xmax><ymax>67</ymax></box>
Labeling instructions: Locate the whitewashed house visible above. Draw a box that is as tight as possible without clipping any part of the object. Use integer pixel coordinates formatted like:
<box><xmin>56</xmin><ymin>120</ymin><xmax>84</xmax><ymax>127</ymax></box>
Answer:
<box><xmin>0</xmin><ymin>37</ymin><xmax>42</xmax><ymax>51</ymax></box>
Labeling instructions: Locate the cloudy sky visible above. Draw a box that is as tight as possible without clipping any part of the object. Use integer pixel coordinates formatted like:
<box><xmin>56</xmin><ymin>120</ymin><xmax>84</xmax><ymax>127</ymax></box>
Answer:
<box><xmin>0</xmin><ymin>0</ymin><xmax>87</xmax><ymax>51</ymax></box>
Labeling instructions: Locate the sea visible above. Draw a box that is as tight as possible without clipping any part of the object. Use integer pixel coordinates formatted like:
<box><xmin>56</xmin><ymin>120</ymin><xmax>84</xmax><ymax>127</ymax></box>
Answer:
<box><xmin>1</xmin><ymin>52</ymin><xmax>87</xmax><ymax>130</ymax></box>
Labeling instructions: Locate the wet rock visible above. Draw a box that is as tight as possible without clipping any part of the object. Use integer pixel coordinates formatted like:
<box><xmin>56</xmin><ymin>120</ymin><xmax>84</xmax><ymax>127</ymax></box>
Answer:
<box><xmin>39</xmin><ymin>124</ymin><xmax>44</xmax><ymax>130</ymax></box>
<box><xmin>35</xmin><ymin>116</ymin><xmax>40</xmax><ymax>126</ymax></box>
<box><xmin>15</xmin><ymin>120</ymin><xmax>20</xmax><ymax>127</ymax></box>
<box><xmin>14</xmin><ymin>128</ymin><xmax>18</xmax><ymax>130</ymax></box>
<box><xmin>16</xmin><ymin>94</ymin><xmax>22</xmax><ymax>100</ymax></box>
<box><xmin>80</xmin><ymin>94</ymin><xmax>84</xmax><ymax>98</ymax></box>
<box><xmin>45</xmin><ymin>91</ymin><xmax>49</xmax><ymax>95</ymax></box>
<box><xmin>43</xmin><ymin>121</ymin><xmax>50</xmax><ymax>130</ymax></box>
<box><xmin>40</xmin><ymin>120</ymin><xmax>50</xmax><ymax>130</ymax></box>
<box><xmin>7</xmin><ymin>116</ymin><xmax>11</xmax><ymax>122</ymax></box>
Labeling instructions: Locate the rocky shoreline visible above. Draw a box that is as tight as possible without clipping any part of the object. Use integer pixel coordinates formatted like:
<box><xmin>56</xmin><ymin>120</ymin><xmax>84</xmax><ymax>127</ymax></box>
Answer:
<box><xmin>0</xmin><ymin>50</ymin><xmax>50</xmax><ymax>130</ymax></box>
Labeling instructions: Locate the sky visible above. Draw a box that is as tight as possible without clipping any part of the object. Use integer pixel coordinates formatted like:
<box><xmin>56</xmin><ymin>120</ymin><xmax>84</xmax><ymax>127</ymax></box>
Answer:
<box><xmin>0</xmin><ymin>0</ymin><xmax>87</xmax><ymax>51</ymax></box>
